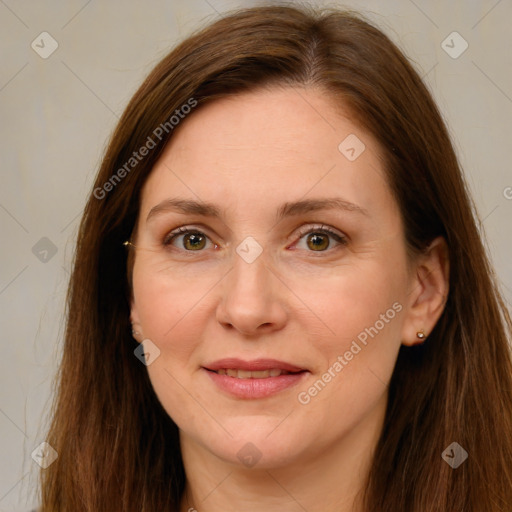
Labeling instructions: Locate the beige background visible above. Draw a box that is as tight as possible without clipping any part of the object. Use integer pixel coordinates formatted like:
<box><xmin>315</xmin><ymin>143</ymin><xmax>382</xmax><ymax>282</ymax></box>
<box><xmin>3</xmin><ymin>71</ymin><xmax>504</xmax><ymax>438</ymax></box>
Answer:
<box><xmin>0</xmin><ymin>0</ymin><xmax>511</xmax><ymax>509</ymax></box>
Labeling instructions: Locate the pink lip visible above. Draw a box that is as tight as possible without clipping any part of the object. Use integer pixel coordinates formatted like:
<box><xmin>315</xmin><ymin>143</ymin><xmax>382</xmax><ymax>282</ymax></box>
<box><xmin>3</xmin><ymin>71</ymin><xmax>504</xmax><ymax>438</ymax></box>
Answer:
<box><xmin>202</xmin><ymin>358</ymin><xmax>308</xmax><ymax>399</ymax></box>
<box><xmin>203</xmin><ymin>358</ymin><xmax>305</xmax><ymax>372</ymax></box>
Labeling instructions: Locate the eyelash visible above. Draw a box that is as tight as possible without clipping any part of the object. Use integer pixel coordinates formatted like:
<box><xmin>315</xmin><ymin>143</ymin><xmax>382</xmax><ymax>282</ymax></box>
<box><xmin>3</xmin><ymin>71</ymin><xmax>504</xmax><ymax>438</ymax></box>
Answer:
<box><xmin>162</xmin><ymin>224</ymin><xmax>347</xmax><ymax>254</ymax></box>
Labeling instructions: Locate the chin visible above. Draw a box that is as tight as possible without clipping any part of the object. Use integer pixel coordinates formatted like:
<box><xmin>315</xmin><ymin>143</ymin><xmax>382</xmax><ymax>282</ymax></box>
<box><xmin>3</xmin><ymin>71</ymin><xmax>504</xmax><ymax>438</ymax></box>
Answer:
<box><xmin>195</xmin><ymin>419</ymin><xmax>308</xmax><ymax>470</ymax></box>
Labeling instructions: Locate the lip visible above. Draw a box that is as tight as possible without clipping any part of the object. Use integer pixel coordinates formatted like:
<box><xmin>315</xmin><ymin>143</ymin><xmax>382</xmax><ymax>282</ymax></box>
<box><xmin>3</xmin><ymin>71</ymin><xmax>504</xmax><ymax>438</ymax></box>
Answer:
<box><xmin>202</xmin><ymin>358</ymin><xmax>308</xmax><ymax>399</ymax></box>
<box><xmin>203</xmin><ymin>358</ymin><xmax>306</xmax><ymax>372</ymax></box>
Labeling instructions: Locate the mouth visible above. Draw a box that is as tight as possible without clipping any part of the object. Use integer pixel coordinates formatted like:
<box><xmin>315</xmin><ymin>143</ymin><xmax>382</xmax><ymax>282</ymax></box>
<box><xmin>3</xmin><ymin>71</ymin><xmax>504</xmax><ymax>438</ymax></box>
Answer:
<box><xmin>202</xmin><ymin>358</ymin><xmax>308</xmax><ymax>399</ymax></box>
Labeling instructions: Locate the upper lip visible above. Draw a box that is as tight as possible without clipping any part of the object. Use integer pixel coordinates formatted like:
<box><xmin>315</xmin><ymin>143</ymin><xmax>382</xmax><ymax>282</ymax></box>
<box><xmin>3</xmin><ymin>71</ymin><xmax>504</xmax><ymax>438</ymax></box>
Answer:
<box><xmin>203</xmin><ymin>358</ymin><xmax>306</xmax><ymax>372</ymax></box>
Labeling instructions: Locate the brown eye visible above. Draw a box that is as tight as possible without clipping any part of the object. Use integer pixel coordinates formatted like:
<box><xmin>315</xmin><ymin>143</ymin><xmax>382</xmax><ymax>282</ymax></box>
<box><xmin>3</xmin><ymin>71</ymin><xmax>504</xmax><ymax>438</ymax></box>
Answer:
<box><xmin>164</xmin><ymin>228</ymin><xmax>212</xmax><ymax>251</ymax></box>
<box><xmin>183</xmin><ymin>233</ymin><xmax>206</xmax><ymax>250</ymax></box>
<box><xmin>293</xmin><ymin>225</ymin><xmax>347</xmax><ymax>253</ymax></box>
<box><xmin>306</xmin><ymin>233</ymin><xmax>330</xmax><ymax>251</ymax></box>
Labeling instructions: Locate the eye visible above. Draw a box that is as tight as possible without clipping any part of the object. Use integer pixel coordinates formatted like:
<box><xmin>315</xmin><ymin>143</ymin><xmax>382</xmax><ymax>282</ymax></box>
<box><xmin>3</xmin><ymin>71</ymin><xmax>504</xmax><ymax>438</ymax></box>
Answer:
<box><xmin>162</xmin><ymin>224</ymin><xmax>347</xmax><ymax>254</ymax></box>
<box><xmin>163</xmin><ymin>227</ymin><xmax>216</xmax><ymax>252</ymax></box>
<box><xmin>292</xmin><ymin>224</ymin><xmax>347</xmax><ymax>252</ymax></box>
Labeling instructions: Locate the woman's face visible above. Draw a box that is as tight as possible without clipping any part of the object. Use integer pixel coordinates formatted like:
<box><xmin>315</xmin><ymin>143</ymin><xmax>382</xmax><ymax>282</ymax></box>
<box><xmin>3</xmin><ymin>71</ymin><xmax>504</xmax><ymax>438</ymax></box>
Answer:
<box><xmin>130</xmin><ymin>86</ymin><xmax>419</xmax><ymax>469</ymax></box>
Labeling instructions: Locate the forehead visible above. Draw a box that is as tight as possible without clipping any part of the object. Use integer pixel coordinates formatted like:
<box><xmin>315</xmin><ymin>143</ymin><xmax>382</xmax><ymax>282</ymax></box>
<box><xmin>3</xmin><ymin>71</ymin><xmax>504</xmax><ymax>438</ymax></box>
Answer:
<box><xmin>138</xmin><ymin>86</ymin><xmax>395</xmax><ymax>224</ymax></box>
<box><xmin>158</xmin><ymin>86</ymin><xmax>362</xmax><ymax>169</ymax></box>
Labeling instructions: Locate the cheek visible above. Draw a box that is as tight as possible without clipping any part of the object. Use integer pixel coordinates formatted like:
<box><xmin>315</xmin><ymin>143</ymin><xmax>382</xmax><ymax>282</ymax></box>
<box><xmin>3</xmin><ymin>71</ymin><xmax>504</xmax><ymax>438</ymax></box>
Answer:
<box><xmin>132</xmin><ymin>269</ymin><xmax>213</xmax><ymax>428</ymax></box>
<box><xmin>299</xmin><ymin>260</ymin><xmax>406</xmax><ymax>345</ymax></box>
<box><xmin>295</xmin><ymin>257</ymin><xmax>407</xmax><ymax>407</ymax></box>
<box><xmin>131</xmin><ymin>263</ymin><xmax>208</xmax><ymax>363</ymax></box>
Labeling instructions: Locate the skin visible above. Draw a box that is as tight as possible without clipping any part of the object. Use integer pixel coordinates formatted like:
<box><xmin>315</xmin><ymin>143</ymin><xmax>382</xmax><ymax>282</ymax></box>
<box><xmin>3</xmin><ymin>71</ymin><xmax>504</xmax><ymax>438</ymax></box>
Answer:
<box><xmin>129</xmin><ymin>86</ymin><xmax>449</xmax><ymax>512</ymax></box>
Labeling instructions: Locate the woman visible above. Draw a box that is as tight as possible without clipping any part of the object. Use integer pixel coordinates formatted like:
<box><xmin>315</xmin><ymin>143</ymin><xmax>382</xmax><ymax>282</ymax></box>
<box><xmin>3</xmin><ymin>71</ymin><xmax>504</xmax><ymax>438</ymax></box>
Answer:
<box><xmin>38</xmin><ymin>5</ymin><xmax>512</xmax><ymax>511</ymax></box>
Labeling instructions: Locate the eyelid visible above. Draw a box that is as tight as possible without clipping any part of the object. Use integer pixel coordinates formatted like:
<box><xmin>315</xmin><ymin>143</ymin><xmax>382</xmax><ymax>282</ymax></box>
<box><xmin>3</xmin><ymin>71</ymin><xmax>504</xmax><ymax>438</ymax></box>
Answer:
<box><xmin>292</xmin><ymin>223</ymin><xmax>346</xmax><ymax>242</ymax></box>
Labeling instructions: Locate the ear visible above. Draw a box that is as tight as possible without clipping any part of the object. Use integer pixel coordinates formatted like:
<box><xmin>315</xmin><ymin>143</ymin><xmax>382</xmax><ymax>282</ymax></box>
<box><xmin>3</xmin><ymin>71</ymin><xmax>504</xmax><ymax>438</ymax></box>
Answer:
<box><xmin>130</xmin><ymin>298</ymin><xmax>144</xmax><ymax>343</ymax></box>
<box><xmin>401</xmin><ymin>236</ymin><xmax>450</xmax><ymax>346</ymax></box>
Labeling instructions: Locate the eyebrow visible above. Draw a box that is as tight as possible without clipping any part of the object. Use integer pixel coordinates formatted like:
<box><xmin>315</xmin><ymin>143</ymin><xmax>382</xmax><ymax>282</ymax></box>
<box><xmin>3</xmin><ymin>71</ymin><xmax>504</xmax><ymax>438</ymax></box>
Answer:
<box><xmin>146</xmin><ymin>197</ymin><xmax>369</xmax><ymax>223</ymax></box>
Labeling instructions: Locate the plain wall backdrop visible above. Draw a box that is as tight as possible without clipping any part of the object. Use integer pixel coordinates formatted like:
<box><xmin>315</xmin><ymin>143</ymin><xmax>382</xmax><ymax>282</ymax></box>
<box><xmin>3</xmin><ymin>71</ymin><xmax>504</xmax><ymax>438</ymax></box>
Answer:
<box><xmin>0</xmin><ymin>0</ymin><xmax>511</xmax><ymax>509</ymax></box>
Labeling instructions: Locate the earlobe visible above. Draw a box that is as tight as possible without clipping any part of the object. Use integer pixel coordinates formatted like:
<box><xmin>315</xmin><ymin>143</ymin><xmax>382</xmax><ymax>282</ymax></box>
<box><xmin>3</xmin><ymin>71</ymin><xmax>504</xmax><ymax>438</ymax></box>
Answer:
<box><xmin>130</xmin><ymin>300</ymin><xmax>144</xmax><ymax>343</ymax></box>
<box><xmin>401</xmin><ymin>236</ymin><xmax>450</xmax><ymax>346</ymax></box>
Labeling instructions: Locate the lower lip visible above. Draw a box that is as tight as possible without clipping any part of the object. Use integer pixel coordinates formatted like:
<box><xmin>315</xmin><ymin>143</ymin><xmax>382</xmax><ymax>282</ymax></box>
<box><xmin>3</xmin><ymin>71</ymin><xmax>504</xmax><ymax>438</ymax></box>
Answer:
<box><xmin>204</xmin><ymin>368</ymin><xmax>308</xmax><ymax>399</ymax></box>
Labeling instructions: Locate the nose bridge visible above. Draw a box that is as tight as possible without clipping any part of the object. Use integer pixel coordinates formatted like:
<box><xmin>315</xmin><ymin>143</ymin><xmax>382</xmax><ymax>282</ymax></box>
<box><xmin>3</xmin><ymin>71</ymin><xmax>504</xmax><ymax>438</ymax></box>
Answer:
<box><xmin>231</xmin><ymin>249</ymin><xmax>268</xmax><ymax>295</ymax></box>
<box><xmin>217</xmin><ymin>245</ymin><xmax>287</xmax><ymax>334</ymax></box>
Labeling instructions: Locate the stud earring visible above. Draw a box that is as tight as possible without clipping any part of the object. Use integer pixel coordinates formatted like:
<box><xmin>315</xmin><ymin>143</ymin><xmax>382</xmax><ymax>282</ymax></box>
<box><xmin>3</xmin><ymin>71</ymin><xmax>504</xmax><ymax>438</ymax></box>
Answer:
<box><xmin>416</xmin><ymin>330</ymin><xmax>426</xmax><ymax>340</ymax></box>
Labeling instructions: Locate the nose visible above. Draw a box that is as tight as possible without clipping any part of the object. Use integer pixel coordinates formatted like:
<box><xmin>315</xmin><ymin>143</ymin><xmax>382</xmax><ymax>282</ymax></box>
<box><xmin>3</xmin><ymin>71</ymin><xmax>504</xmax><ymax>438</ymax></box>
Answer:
<box><xmin>216</xmin><ymin>253</ymin><xmax>288</xmax><ymax>336</ymax></box>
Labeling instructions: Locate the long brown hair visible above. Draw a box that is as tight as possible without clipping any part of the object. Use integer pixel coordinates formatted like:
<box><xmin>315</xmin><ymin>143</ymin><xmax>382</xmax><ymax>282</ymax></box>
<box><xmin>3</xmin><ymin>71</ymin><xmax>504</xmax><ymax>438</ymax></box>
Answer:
<box><xmin>40</xmin><ymin>5</ymin><xmax>512</xmax><ymax>511</ymax></box>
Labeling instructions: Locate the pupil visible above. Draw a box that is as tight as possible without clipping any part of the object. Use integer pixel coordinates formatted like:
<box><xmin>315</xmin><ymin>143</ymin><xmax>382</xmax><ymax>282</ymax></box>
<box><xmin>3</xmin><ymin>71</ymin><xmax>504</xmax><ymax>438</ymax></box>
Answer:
<box><xmin>308</xmin><ymin>233</ymin><xmax>328</xmax><ymax>251</ymax></box>
<box><xmin>186</xmin><ymin>233</ymin><xmax>205</xmax><ymax>250</ymax></box>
